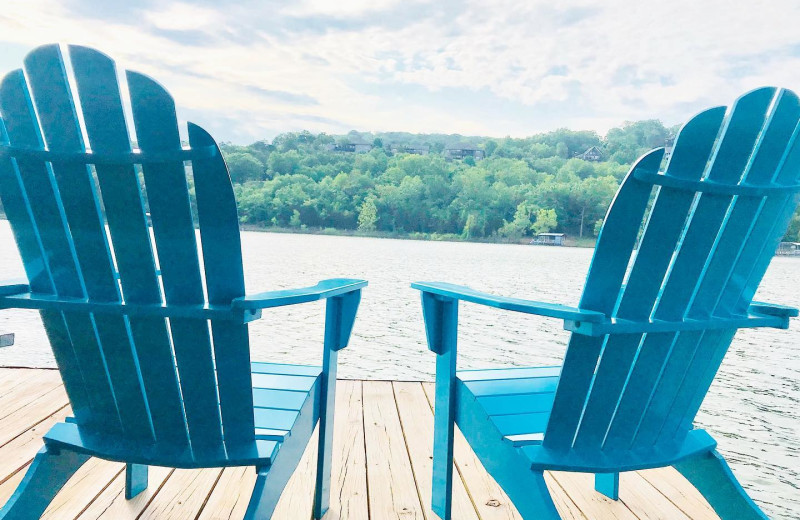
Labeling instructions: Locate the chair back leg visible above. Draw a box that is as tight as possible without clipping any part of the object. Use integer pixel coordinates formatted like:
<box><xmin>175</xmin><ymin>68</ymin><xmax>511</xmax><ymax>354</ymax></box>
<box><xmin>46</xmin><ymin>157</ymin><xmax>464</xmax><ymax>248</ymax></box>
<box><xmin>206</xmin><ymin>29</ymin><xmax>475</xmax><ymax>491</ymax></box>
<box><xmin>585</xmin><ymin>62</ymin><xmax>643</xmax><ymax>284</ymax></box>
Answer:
<box><xmin>595</xmin><ymin>472</ymin><xmax>620</xmax><ymax>500</ymax></box>
<box><xmin>674</xmin><ymin>450</ymin><xmax>768</xmax><ymax>520</ymax></box>
<box><xmin>0</xmin><ymin>447</ymin><xmax>89</xmax><ymax>520</ymax></box>
<box><xmin>125</xmin><ymin>463</ymin><xmax>149</xmax><ymax>499</ymax></box>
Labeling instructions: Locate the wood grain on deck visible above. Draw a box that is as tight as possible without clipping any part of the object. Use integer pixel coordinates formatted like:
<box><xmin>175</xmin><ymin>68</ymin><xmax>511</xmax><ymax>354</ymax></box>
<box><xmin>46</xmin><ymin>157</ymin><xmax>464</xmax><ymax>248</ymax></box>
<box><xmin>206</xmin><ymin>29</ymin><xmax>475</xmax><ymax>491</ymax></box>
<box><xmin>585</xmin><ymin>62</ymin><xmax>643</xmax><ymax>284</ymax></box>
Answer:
<box><xmin>0</xmin><ymin>368</ymin><xmax>719</xmax><ymax>519</ymax></box>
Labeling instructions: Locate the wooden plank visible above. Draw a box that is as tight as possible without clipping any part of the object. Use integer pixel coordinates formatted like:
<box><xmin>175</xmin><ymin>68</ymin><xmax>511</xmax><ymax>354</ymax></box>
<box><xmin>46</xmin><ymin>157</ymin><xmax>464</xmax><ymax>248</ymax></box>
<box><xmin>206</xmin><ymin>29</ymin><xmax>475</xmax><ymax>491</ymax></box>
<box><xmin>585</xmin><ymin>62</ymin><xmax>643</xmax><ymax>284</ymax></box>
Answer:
<box><xmin>422</xmin><ymin>382</ymin><xmax>584</xmax><ymax>520</ymax></box>
<box><xmin>638</xmin><ymin>468</ymin><xmax>718</xmax><ymax>520</ymax></box>
<box><xmin>41</xmin><ymin>458</ymin><xmax>124</xmax><ymax>519</ymax></box>
<box><xmin>0</xmin><ymin>368</ymin><xmax>40</xmax><ymax>395</ymax></box>
<box><xmin>0</xmin><ymin>406</ymin><xmax>71</xmax><ymax>483</ymax></box>
<box><xmin>550</xmin><ymin>471</ymin><xmax>639</xmax><ymax>520</ymax></box>
<box><xmin>0</xmin><ymin>463</ymin><xmax>27</xmax><ymax>506</ymax></box>
<box><xmin>393</xmin><ymin>381</ymin><xmax>480</xmax><ymax>520</ymax></box>
<box><xmin>196</xmin><ymin>466</ymin><xmax>257</xmax><ymax>520</ymax></box>
<box><xmin>136</xmin><ymin>467</ymin><xmax>223</xmax><ymax>519</ymax></box>
<box><xmin>0</xmin><ymin>370</ymin><xmax>64</xmax><ymax>421</ymax></box>
<box><xmin>362</xmin><ymin>380</ymin><xmax>425</xmax><ymax>518</ymax></box>
<box><xmin>77</xmin><ymin>466</ymin><xmax>173</xmax><ymax>519</ymax></box>
<box><xmin>618</xmin><ymin>471</ymin><xmax>691</xmax><ymax>520</ymax></box>
<box><xmin>324</xmin><ymin>380</ymin><xmax>369</xmax><ymax>520</ymax></box>
<box><xmin>0</xmin><ymin>385</ymin><xmax>69</xmax><ymax>446</ymax></box>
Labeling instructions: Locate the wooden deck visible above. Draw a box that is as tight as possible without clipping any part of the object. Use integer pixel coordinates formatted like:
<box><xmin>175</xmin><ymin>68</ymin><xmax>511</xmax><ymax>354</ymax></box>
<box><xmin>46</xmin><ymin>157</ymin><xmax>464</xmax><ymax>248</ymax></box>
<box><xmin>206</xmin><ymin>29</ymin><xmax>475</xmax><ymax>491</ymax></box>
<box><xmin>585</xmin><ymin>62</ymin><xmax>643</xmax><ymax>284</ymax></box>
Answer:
<box><xmin>0</xmin><ymin>367</ymin><xmax>720</xmax><ymax>519</ymax></box>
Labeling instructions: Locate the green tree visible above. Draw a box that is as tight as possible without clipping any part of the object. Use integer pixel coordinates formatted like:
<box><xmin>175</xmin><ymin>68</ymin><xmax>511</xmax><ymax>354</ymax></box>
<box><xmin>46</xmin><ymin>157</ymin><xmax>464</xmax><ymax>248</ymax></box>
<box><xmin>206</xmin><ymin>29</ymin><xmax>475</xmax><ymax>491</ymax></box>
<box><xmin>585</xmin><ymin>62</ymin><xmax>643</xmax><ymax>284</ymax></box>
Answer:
<box><xmin>225</xmin><ymin>152</ymin><xmax>264</xmax><ymax>183</ymax></box>
<box><xmin>357</xmin><ymin>196</ymin><xmax>378</xmax><ymax>232</ymax></box>
<box><xmin>532</xmin><ymin>208</ymin><xmax>558</xmax><ymax>235</ymax></box>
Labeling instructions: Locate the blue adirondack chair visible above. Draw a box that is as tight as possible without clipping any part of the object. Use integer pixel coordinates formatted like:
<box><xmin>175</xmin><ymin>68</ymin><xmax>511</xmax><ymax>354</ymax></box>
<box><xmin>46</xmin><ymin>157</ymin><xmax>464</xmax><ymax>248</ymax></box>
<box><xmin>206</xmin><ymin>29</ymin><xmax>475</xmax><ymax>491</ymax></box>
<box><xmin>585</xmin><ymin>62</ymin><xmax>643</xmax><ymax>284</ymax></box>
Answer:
<box><xmin>414</xmin><ymin>86</ymin><xmax>800</xmax><ymax>520</ymax></box>
<box><xmin>0</xmin><ymin>44</ymin><xmax>366</xmax><ymax>519</ymax></box>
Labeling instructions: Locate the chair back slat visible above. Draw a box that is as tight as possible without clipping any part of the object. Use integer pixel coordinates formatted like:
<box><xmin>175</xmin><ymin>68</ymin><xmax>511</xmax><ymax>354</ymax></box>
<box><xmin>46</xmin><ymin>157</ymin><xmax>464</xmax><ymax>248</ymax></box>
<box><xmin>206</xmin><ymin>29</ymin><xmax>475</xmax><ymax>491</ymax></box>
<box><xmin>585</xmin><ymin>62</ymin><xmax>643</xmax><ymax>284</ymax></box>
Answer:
<box><xmin>188</xmin><ymin>123</ymin><xmax>253</xmax><ymax>447</ymax></box>
<box><xmin>0</xmin><ymin>66</ymin><xmax>123</xmax><ymax>433</ymax></box>
<box><xmin>69</xmin><ymin>45</ymin><xmax>190</xmax><ymax>448</ymax></box>
<box><xmin>654</xmin><ymin>93</ymin><xmax>800</xmax><ymax>444</ymax></box>
<box><xmin>544</xmin><ymin>87</ymin><xmax>800</xmax><ymax>459</ymax></box>
<box><xmin>0</xmin><ymin>119</ymin><xmax>92</xmax><ymax>424</ymax></box>
<box><xmin>126</xmin><ymin>70</ymin><xmax>225</xmax><ymax>454</ymax></box>
<box><xmin>24</xmin><ymin>45</ymin><xmax>155</xmax><ymax>443</ymax></box>
<box><xmin>633</xmin><ymin>88</ymin><xmax>785</xmax><ymax>448</ymax></box>
<box><xmin>571</xmin><ymin>107</ymin><xmax>727</xmax><ymax>453</ymax></box>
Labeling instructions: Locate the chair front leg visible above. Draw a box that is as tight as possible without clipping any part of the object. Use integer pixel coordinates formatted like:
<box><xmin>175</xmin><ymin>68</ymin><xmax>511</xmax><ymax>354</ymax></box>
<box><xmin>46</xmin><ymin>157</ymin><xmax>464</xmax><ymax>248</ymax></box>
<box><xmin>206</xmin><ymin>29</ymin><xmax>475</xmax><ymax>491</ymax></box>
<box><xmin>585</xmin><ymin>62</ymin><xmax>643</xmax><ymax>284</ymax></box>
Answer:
<box><xmin>595</xmin><ymin>472</ymin><xmax>619</xmax><ymax>500</ymax></box>
<box><xmin>421</xmin><ymin>293</ymin><xmax>459</xmax><ymax>520</ymax></box>
<box><xmin>0</xmin><ymin>446</ymin><xmax>89</xmax><ymax>520</ymax></box>
<box><xmin>674</xmin><ymin>449</ymin><xmax>767</xmax><ymax>520</ymax></box>
<box><xmin>314</xmin><ymin>292</ymin><xmax>360</xmax><ymax>519</ymax></box>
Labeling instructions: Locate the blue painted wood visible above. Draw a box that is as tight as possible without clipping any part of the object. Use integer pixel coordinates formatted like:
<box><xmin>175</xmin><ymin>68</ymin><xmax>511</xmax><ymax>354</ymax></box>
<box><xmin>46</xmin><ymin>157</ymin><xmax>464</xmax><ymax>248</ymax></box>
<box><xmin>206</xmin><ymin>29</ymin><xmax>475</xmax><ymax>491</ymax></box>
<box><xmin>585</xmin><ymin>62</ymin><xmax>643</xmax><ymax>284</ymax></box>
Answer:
<box><xmin>0</xmin><ymin>120</ymin><xmax>92</xmax><ymax>424</ymax></box>
<box><xmin>236</xmin><ymin>278</ymin><xmax>367</xmax><ymax>309</ymax></box>
<box><xmin>0</xmin><ymin>447</ymin><xmax>90</xmax><ymax>520</ymax></box>
<box><xmin>69</xmin><ymin>45</ymin><xmax>189</xmax><ymax>449</ymax></box>
<box><xmin>414</xmin><ymin>87</ymin><xmax>800</xmax><ymax>519</ymax></box>
<box><xmin>411</xmin><ymin>282</ymin><xmax>604</xmax><ymax>322</ymax></box>
<box><xmin>0</xmin><ymin>44</ymin><xmax>367</xmax><ymax>517</ymax></box>
<box><xmin>125</xmin><ymin>463</ymin><xmax>148</xmax><ymax>499</ymax></box>
<box><xmin>595</xmin><ymin>473</ymin><xmax>619</xmax><ymax>500</ymax></box>
<box><xmin>420</xmin><ymin>292</ymin><xmax>459</xmax><ymax>520</ymax></box>
<box><xmin>674</xmin><ymin>451</ymin><xmax>768</xmax><ymax>520</ymax></box>
<box><xmin>0</xmin><ymin>61</ymin><xmax>122</xmax><ymax>434</ymax></box>
<box><xmin>188</xmin><ymin>121</ymin><xmax>254</xmax><ymax>449</ymax></box>
<box><xmin>25</xmin><ymin>44</ymin><xmax>155</xmax><ymax>443</ymax></box>
<box><xmin>126</xmin><ymin>69</ymin><xmax>224</xmax><ymax>456</ymax></box>
<box><xmin>314</xmin><ymin>295</ymin><xmax>352</xmax><ymax>519</ymax></box>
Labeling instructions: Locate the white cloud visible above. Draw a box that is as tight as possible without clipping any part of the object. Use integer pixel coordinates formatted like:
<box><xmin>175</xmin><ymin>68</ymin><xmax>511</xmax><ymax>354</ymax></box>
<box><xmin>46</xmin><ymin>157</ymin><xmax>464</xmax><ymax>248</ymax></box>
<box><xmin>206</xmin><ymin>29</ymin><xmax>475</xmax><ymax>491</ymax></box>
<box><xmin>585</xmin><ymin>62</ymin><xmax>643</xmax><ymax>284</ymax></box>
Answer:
<box><xmin>2</xmin><ymin>0</ymin><xmax>800</xmax><ymax>142</ymax></box>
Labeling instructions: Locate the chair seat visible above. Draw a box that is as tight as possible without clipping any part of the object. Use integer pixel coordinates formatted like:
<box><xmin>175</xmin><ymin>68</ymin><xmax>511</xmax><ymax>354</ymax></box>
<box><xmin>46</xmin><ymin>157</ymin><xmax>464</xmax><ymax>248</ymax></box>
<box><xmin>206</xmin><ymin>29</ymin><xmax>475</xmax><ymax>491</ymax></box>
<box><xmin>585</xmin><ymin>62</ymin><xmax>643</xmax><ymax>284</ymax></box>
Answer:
<box><xmin>456</xmin><ymin>366</ymin><xmax>560</xmax><ymax>447</ymax></box>
<box><xmin>42</xmin><ymin>361</ymin><xmax>322</xmax><ymax>469</ymax></box>
<box><xmin>252</xmin><ymin>361</ymin><xmax>322</xmax><ymax>441</ymax></box>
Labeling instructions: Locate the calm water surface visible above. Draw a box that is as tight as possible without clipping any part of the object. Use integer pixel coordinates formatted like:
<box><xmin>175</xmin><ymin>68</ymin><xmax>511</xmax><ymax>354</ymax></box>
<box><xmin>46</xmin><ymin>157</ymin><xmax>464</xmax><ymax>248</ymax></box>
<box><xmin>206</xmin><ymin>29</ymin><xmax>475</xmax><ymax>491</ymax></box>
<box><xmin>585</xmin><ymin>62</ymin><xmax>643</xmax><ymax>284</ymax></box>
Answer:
<box><xmin>0</xmin><ymin>222</ymin><xmax>797</xmax><ymax>519</ymax></box>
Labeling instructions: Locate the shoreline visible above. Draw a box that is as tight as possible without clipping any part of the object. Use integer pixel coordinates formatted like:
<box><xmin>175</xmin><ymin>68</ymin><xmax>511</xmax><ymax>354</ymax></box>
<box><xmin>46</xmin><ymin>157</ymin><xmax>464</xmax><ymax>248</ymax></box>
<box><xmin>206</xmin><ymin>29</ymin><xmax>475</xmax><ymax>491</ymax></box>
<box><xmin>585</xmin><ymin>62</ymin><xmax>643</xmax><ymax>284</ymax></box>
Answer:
<box><xmin>239</xmin><ymin>223</ymin><xmax>598</xmax><ymax>248</ymax></box>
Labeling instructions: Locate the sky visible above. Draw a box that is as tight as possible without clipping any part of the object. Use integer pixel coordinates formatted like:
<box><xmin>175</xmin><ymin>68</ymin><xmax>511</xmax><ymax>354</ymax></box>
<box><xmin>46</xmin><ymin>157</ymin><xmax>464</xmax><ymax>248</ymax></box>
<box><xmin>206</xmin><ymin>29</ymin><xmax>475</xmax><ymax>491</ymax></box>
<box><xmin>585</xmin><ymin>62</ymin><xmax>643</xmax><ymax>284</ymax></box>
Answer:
<box><xmin>2</xmin><ymin>0</ymin><xmax>800</xmax><ymax>144</ymax></box>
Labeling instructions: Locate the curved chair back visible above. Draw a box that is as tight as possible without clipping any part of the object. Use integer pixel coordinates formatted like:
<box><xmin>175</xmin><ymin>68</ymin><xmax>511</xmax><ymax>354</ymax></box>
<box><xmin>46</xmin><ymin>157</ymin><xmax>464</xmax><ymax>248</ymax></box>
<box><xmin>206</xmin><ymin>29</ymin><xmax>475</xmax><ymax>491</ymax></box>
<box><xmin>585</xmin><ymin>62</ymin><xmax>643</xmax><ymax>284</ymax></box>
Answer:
<box><xmin>0</xmin><ymin>44</ymin><xmax>254</xmax><ymax>458</ymax></box>
<box><xmin>544</xmin><ymin>87</ymin><xmax>800</xmax><ymax>457</ymax></box>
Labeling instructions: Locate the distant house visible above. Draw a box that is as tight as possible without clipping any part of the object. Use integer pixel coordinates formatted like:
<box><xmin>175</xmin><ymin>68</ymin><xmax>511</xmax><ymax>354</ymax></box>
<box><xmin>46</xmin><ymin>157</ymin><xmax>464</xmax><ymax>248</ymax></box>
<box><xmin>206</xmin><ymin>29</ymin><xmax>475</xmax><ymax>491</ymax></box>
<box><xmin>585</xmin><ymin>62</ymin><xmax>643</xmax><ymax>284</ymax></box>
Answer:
<box><xmin>445</xmin><ymin>147</ymin><xmax>485</xmax><ymax>160</ymax></box>
<box><xmin>530</xmin><ymin>233</ymin><xmax>565</xmax><ymax>246</ymax></box>
<box><xmin>777</xmin><ymin>242</ymin><xmax>800</xmax><ymax>256</ymax></box>
<box><xmin>580</xmin><ymin>146</ymin><xmax>604</xmax><ymax>161</ymax></box>
<box><xmin>390</xmin><ymin>144</ymin><xmax>429</xmax><ymax>155</ymax></box>
<box><xmin>326</xmin><ymin>141</ymin><xmax>373</xmax><ymax>153</ymax></box>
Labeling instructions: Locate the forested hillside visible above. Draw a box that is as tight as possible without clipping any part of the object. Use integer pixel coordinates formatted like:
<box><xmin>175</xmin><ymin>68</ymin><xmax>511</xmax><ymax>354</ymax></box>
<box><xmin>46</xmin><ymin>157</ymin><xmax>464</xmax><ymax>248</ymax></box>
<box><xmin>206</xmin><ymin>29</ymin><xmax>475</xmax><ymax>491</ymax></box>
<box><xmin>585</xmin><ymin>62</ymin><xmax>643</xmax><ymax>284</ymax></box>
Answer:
<box><xmin>217</xmin><ymin>120</ymin><xmax>800</xmax><ymax>243</ymax></box>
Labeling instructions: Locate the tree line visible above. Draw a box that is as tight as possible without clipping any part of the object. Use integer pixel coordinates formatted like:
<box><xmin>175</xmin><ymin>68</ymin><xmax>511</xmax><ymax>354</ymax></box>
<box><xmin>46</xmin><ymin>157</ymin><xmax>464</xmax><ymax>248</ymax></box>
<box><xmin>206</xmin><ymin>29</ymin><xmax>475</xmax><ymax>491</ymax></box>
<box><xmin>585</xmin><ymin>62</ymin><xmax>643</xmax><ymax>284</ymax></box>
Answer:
<box><xmin>216</xmin><ymin>121</ymin><xmax>800</xmax><ymax>243</ymax></box>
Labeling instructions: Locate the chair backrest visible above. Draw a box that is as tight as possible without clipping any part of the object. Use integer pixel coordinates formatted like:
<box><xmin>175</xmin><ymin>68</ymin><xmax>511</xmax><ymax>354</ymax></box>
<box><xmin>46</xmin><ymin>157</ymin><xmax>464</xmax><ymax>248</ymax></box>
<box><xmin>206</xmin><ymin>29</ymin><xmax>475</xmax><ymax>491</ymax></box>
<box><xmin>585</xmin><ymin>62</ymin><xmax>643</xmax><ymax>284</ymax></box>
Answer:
<box><xmin>0</xmin><ymin>44</ymin><xmax>255</xmax><ymax>457</ymax></box>
<box><xmin>543</xmin><ymin>87</ymin><xmax>800</xmax><ymax>458</ymax></box>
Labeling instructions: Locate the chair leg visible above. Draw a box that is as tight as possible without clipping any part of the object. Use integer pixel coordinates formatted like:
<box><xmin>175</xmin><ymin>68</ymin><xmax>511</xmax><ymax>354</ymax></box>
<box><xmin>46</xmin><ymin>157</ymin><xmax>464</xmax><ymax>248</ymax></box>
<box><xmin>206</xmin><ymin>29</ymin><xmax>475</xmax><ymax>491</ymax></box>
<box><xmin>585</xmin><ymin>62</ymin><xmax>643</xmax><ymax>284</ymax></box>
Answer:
<box><xmin>431</xmin><ymin>343</ymin><xmax>457</xmax><ymax>520</ymax></box>
<box><xmin>313</xmin><ymin>349</ymin><xmax>338</xmax><ymax>520</ymax></box>
<box><xmin>494</xmin><ymin>465</ymin><xmax>561</xmax><ymax>520</ymax></box>
<box><xmin>125</xmin><ymin>463</ymin><xmax>148</xmax><ymax>499</ymax></box>
<box><xmin>0</xmin><ymin>446</ymin><xmax>89</xmax><ymax>520</ymax></box>
<box><xmin>674</xmin><ymin>450</ymin><xmax>768</xmax><ymax>520</ymax></box>
<box><xmin>595</xmin><ymin>472</ymin><xmax>620</xmax><ymax>500</ymax></box>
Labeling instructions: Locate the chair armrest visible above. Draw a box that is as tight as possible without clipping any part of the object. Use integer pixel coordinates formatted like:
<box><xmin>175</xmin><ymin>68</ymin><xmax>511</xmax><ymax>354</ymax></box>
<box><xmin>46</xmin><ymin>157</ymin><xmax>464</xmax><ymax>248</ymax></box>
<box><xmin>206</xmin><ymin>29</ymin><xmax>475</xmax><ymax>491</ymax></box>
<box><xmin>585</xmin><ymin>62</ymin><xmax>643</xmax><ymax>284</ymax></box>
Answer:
<box><xmin>411</xmin><ymin>281</ymin><xmax>605</xmax><ymax>323</ymax></box>
<box><xmin>749</xmin><ymin>301</ymin><xmax>798</xmax><ymax>318</ymax></box>
<box><xmin>233</xmin><ymin>278</ymin><xmax>367</xmax><ymax>310</ymax></box>
<box><xmin>0</xmin><ymin>279</ymin><xmax>30</xmax><ymax>297</ymax></box>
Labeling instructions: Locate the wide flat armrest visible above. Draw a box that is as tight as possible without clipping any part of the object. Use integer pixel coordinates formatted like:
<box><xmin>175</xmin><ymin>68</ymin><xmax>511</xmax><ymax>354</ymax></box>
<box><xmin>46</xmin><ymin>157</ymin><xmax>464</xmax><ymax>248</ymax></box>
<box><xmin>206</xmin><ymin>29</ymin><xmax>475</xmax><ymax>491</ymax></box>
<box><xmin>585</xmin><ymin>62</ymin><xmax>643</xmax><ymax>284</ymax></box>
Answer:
<box><xmin>749</xmin><ymin>301</ymin><xmax>798</xmax><ymax>318</ymax></box>
<box><xmin>233</xmin><ymin>278</ymin><xmax>367</xmax><ymax>310</ymax></box>
<box><xmin>0</xmin><ymin>279</ymin><xmax>30</xmax><ymax>297</ymax></box>
<box><xmin>411</xmin><ymin>281</ymin><xmax>605</xmax><ymax>323</ymax></box>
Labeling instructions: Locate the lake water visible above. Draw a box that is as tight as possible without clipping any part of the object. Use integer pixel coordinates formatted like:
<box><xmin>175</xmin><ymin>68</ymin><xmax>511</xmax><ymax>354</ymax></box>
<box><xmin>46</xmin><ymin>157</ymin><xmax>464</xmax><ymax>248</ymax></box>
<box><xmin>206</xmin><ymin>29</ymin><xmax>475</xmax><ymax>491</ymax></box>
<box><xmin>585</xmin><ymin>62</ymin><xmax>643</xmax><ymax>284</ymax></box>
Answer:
<box><xmin>0</xmin><ymin>222</ymin><xmax>797</xmax><ymax>519</ymax></box>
